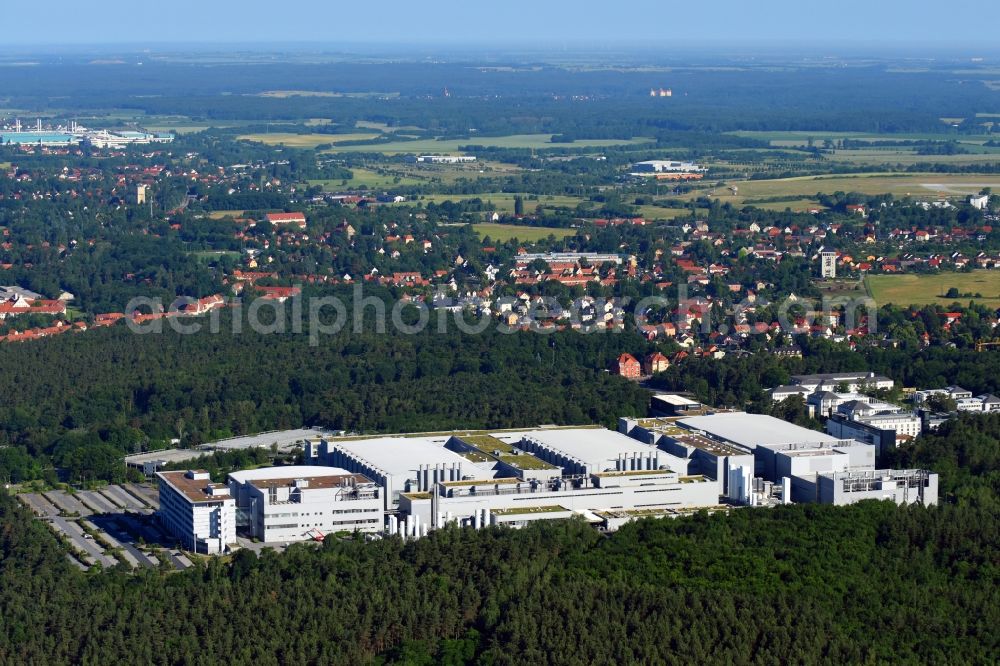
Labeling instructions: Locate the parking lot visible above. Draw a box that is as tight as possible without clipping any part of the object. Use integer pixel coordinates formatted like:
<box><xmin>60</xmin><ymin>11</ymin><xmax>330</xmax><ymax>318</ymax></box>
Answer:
<box><xmin>18</xmin><ymin>483</ymin><xmax>193</xmax><ymax>572</ymax></box>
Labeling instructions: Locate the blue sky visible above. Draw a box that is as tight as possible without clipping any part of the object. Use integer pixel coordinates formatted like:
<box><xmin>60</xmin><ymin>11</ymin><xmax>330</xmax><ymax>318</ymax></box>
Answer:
<box><xmin>9</xmin><ymin>0</ymin><xmax>995</xmax><ymax>48</ymax></box>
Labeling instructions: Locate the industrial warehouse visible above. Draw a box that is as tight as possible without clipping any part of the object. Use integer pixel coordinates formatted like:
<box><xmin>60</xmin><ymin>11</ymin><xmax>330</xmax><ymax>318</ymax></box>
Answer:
<box><xmin>0</xmin><ymin>120</ymin><xmax>173</xmax><ymax>147</ymax></box>
<box><xmin>154</xmin><ymin>397</ymin><xmax>938</xmax><ymax>554</ymax></box>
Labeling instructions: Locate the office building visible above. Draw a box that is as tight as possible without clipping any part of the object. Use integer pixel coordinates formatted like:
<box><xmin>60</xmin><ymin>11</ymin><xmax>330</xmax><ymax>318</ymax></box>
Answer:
<box><xmin>157</xmin><ymin>470</ymin><xmax>236</xmax><ymax>554</ymax></box>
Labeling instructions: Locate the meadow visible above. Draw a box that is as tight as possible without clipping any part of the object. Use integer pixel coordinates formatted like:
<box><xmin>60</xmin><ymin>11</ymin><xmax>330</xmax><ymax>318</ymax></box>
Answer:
<box><xmin>238</xmin><ymin>132</ymin><xmax>381</xmax><ymax>148</ymax></box>
<box><xmin>472</xmin><ymin>223</ymin><xmax>576</xmax><ymax>242</ymax></box>
<box><xmin>866</xmin><ymin>271</ymin><xmax>1000</xmax><ymax>307</ymax></box>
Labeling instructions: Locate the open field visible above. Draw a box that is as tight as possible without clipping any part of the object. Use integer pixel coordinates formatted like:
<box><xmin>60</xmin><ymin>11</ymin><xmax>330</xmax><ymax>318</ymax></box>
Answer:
<box><xmin>730</xmin><ymin>130</ymin><xmax>996</xmax><ymax>146</ymax></box>
<box><xmin>728</xmin><ymin>129</ymin><xmax>1000</xmax><ymax>167</ymax></box>
<box><xmin>866</xmin><ymin>271</ymin><xmax>1000</xmax><ymax>307</ymax></box>
<box><xmin>693</xmin><ymin>173</ymin><xmax>1000</xmax><ymax>206</ymax></box>
<box><xmin>473</xmin><ymin>223</ymin><xmax>576</xmax><ymax>242</ymax></box>
<box><xmin>321</xmin><ymin>134</ymin><xmax>655</xmax><ymax>154</ymax></box>
<box><xmin>309</xmin><ymin>168</ymin><xmax>425</xmax><ymax>190</ymax></box>
<box><xmin>826</xmin><ymin>149</ymin><xmax>1000</xmax><ymax>167</ymax></box>
<box><xmin>239</xmin><ymin>132</ymin><xmax>381</xmax><ymax>148</ymax></box>
<box><xmin>206</xmin><ymin>210</ymin><xmax>246</xmax><ymax>219</ymax></box>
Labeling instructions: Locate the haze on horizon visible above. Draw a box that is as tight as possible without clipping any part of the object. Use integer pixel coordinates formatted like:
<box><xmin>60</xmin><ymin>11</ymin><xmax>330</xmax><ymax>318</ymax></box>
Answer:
<box><xmin>8</xmin><ymin>0</ymin><xmax>997</xmax><ymax>52</ymax></box>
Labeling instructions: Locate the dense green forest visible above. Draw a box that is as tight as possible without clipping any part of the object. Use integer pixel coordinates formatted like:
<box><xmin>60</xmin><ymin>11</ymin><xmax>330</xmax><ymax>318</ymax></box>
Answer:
<box><xmin>0</xmin><ymin>410</ymin><xmax>996</xmax><ymax>664</ymax></box>
<box><xmin>0</xmin><ymin>303</ymin><xmax>652</xmax><ymax>483</ymax></box>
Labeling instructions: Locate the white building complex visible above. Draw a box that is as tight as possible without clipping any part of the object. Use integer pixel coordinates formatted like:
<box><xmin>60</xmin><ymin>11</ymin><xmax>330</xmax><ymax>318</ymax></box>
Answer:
<box><xmin>657</xmin><ymin>412</ymin><xmax>936</xmax><ymax>507</ymax></box>
<box><xmin>227</xmin><ymin>466</ymin><xmax>382</xmax><ymax>542</ymax></box>
<box><xmin>157</xmin><ymin>408</ymin><xmax>939</xmax><ymax>554</ymax></box>
<box><xmin>157</xmin><ymin>470</ymin><xmax>236</xmax><ymax>554</ymax></box>
<box><xmin>305</xmin><ymin>426</ymin><xmax>722</xmax><ymax>536</ymax></box>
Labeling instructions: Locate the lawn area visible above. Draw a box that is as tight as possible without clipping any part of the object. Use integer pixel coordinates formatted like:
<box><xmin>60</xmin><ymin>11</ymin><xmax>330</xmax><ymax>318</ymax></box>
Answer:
<box><xmin>238</xmin><ymin>132</ymin><xmax>381</xmax><ymax>148</ymax></box>
<box><xmin>206</xmin><ymin>210</ymin><xmax>246</xmax><ymax>219</ymax></box>
<box><xmin>696</xmin><ymin>173</ymin><xmax>1000</xmax><ymax>206</ymax></box>
<box><xmin>866</xmin><ymin>271</ymin><xmax>1000</xmax><ymax>307</ymax></box>
<box><xmin>473</xmin><ymin>223</ymin><xmax>576</xmax><ymax>242</ymax></box>
<box><xmin>189</xmin><ymin>250</ymin><xmax>241</xmax><ymax>262</ymax></box>
<box><xmin>309</xmin><ymin>168</ymin><xmax>426</xmax><ymax>190</ymax></box>
<box><xmin>321</xmin><ymin>134</ymin><xmax>655</xmax><ymax>154</ymax></box>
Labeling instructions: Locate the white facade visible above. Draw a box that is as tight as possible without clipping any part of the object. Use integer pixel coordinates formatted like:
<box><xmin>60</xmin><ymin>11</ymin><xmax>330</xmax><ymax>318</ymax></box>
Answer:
<box><xmin>228</xmin><ymin>468</ymin><xmax>382</xmax><ymax>543</ymax></box>
<box><xmin>820</xmin><ymin>251</ymin><xmax>837</xmax><ymax>278</ymax></box>
<box><xmin>789</xmin><ymin>372</ymin><xmax>894</xmax><ymax>393</ymax></box>
<box><xmin>852</xmin><ymin>412</ymin><xmax>922</xmax><ymax>438</ymax></box>
<box><xmin>630</xmin><ymin>160</ymin><xmax>705</xmax><ymax>174</ymax></box>
<box><xmin>304</xmin><ymin>436</ymin><xmax>489</xmax><ymax>509</ymax></box>
<box><xmin>157</xmin><ymin>470</ymin><xmax>236</xmax><ymax>554</ymax></box>
<box><xmin>969</xmin><ymin>194</ymin><xmax>990</xmax><ymax>211</ymax></box>
<box><xmin>818</xmin><ymin>469</ymin><xmax>938</xmax><ymax>506</ymax></box>
<box><xmin>399</xmin><ymin>469</ymin><xmax>721</xmax><ymax>532</ymax></box>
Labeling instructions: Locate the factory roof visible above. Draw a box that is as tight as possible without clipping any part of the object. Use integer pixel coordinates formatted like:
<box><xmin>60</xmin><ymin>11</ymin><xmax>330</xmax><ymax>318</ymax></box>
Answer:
<box><xmin>678</xmin><ymin>413</ymin><xmax>838</xmax><ymax>449</ymax></box>
<box><xmin>330</xmin><ymin>436</ymin><xmax>472</xmax><ymax>476</ymax></box>
<box><xmin>228</xmin><ymin>465</ymin><xmax>351</xmax><ymax>484</ymax></box>
<box><xmin>157</xmin><ymin>470</ymin><xmax>232</xmax><ymax>504</ymax></box>
<box><xmin>508</xmin><ymin>428</ymin><xmax>654</xmax><ymax>466</ymax></box>
<box><xmin>652</xmin><ymin>394</ymin><xmax>701</xmax><ymax>407</ymax></box>
<box><xmin>246</xmin><ymin>473</ymin><xmax>371</xmax><ymax>491</ymax></box>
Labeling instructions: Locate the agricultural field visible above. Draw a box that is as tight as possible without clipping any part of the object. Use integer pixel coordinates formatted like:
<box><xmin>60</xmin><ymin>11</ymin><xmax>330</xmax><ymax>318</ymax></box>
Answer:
<box><xmin>472</xmin><ymin>223</ymin><xmax>576</xmax><ymax>242</ymax></box>
<box><xmin>321</xmin><ymin>134</ymin><xmax>655</xmax><ymax>154</ymax></box>
<box><xmin>866</xmin><ymin>271</ymin><xmax>1000</xmax><ymax>307</ymax></box>
<box><xmin>238</xmin><ymin>132</ymin><xmax>381</xmax><ymax>148</ymax></box>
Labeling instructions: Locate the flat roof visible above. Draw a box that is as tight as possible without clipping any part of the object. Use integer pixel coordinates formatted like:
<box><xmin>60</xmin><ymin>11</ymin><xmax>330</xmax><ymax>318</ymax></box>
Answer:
<box><xmin>228</xmin><ymin>465</ymin><xmax>350</xmax><ymax>484</ymax></box>
<box><xmin>678</xmin><ymin>413</ymin><xmax>839</xmax><ymax>449</ymax></box>
<box><xmin>653</xmin><ymin>394</ymin><xmax>701</xmax><ymax>407</ymax></box>
<box><xmin>157</xmin><ymin>470</ymin><xmax>231</xmax><ymax>504</ymax></box>
<box><xmin>203</xmin><ymin>428</ymin><xmax>323</xmax><ymax>452</ymax></box>
<box><xmin>247</xmin><ymin>473</ymin><xmax>371</xmax><ymax>491</ymax></box>
<box><xmin>506</xmin><ymin>428</ymin><xmax>654</xmax><ymax>466</ymax></box>
<box><xmin>331</xmin><ymin>436</ymin><xmax>475</xmax><ymax>477</ymax></box>
<box><xmin>124</xmin><ymin>449</ymin><xmax>205</xmax><ymax>465</ymax></box>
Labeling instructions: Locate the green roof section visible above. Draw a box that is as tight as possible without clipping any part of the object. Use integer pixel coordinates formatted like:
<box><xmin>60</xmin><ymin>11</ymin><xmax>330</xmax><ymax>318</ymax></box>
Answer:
<box><xmin>492</xmin><ymin>505</ymin><xmax>568</xmax><ymax>516</ymax></box>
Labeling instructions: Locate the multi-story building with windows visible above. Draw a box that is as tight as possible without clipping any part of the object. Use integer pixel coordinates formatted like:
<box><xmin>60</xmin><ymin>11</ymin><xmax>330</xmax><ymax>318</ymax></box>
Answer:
<box><xmin>157</xmin><ymin>470</ymin><xmax>236</xmax><ymax>554</ymax></box>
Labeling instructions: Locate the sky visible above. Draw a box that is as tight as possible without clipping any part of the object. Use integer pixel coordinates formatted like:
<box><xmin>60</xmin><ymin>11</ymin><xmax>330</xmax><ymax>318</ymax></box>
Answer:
<box><xmin>8</xmin><ymin>0</ymin><xmax>996</xmax><ymax>50</ymax></box>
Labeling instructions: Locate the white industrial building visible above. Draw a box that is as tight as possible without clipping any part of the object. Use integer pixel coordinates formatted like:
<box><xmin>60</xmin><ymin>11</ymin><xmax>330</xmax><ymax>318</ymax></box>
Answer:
<box><xmin>629</xmin><ymin>160</ymin><xmax>705</xmax><ymax>175</ymax></box>
<box><xmin>672</xmin><ymin>413</ymin><xmax>936</xmax><ymax>506</ymax></box>
<box><xmin>506</xmin><ymin>428</ymin><xmax>662</xmax><ymax>475</ymax></box>
<box><xmin>227</xmin><ymin>466</ymin><xmax>382</xmax><ymax>542</ymax></box>
<box><xmin>787</xmin><ymin>372</ymin><xmax>894</xmax><ymax>394</ymax></box>
<box><xmin>306</xmin><ymin>426</ymin><xmax>723</xmax><ymax>536</ymax></box>
<box><xmin>304</xmin><ymin>435</ymin><xmax>493</xmax><ymax>509</ymax></box>
<box><xmin>416</xmin><ymin>155</ymin><xmax>476</xmax><ymax>164</ymax></box>
<box><xmin>818</xmin><ymin>469</ymin><xmax>938</xmax><ymax>506</ymax></box>
<box><xmin>157</xmin><ymin>470</ymin><xmax>236</xmax><ymax>554</ymax></box>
